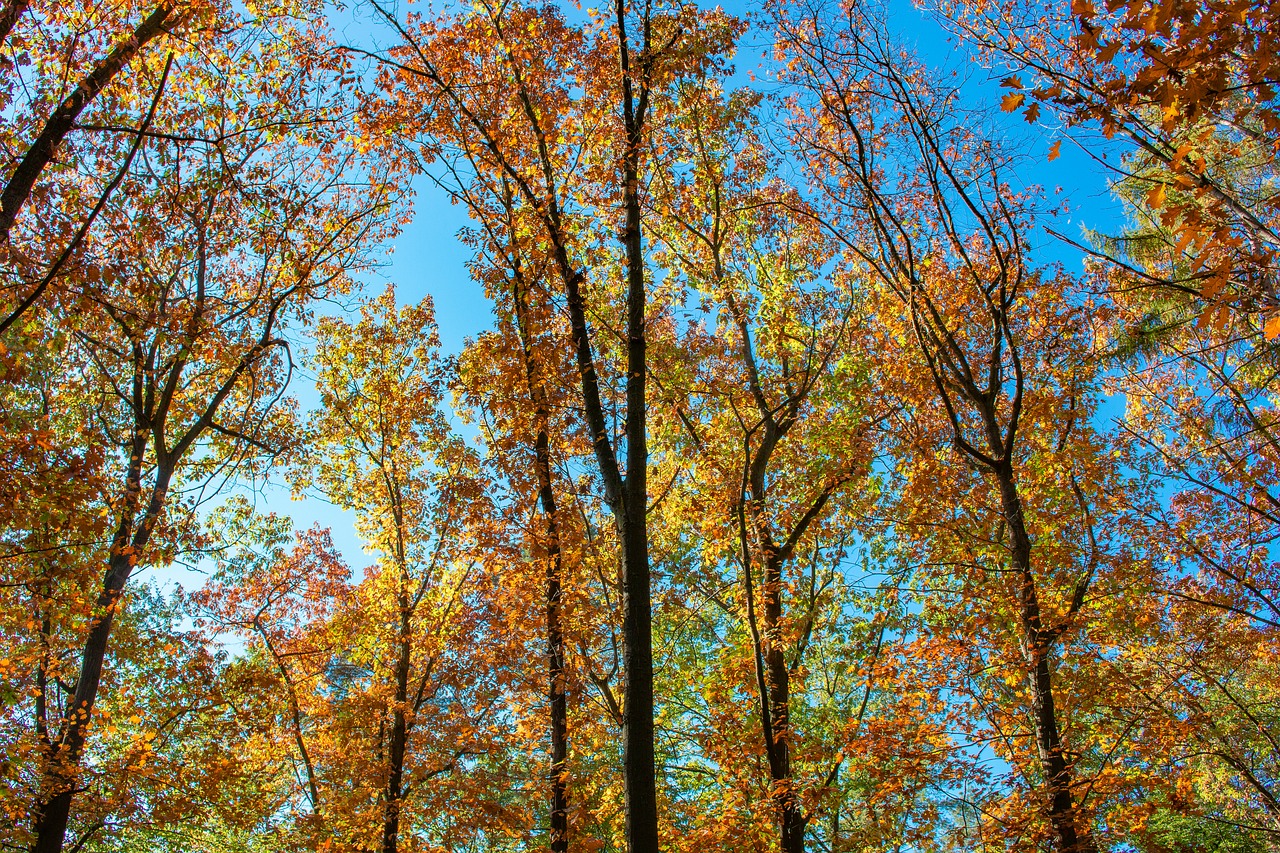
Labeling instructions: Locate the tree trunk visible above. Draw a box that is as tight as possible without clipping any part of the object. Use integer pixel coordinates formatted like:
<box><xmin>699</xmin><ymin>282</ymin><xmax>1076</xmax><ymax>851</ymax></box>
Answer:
<box><xmin>545</xmin><ymin>8</ymin><xmax>657</xmax><ymax>846</ymax></box>
<box><xmin>31</xmin><ymin>456</ymin><xmax>168</xmax><ymax>853</ymax></box>
<box><xmin>30</xmin><ymin>554</ymin><xmax>130</xmax><ymax>853</ymax></box>
<box><xmin>763</xmin><ymin>555</ymin><xmax>806</xmax><ymax>853</ymax></box>
<box><xmin>514</xmin><ymin>284</ymin><xmax>571</xmax><ymax>853</ymax></box>
<box><xmin>996</xmin><ymin>467</ymin><xmax>1094</xmax><ymax>853</ymax></box>
<box><xmin>618</xmin><ymin>108</ymin><xmax>659</xmax><ymax>853</ymax></box>
<box><xmin>544</xmin><ymin>468</ymin><xmax>569</xmax><ymax>853</ymax></box>
<box><xmin>381</xmin><ymin>589</ymin><xmax>412</xmax><ymax>853</ymax></box>
<box><xmin>534</xmin><ymin>414</ymin><xmax>570</xmax><ymax>852</ymax></box>
<box><xmin>618</xmin><ymin>499</ymin><xmax>657</xmax><ymax>853</ymax></box>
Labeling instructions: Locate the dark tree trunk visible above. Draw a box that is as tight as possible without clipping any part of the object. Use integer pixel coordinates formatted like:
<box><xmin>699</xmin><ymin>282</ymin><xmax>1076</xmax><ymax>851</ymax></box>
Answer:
<box><xmin>511</xmin><ymin>272</ymin><xmax>571</xmax><ymax>853</ymax></box>
<box><xmin>543</xmin><ymin>459</ymin><xmax>570</xmax><ymax>853</ymax></box>
<box><xmin>995</xmin><ymin>466</ymin><xmax>1095</xmax><ymax>853</ymax></box>
<box><xmin>381</xmin><ymin>589</ymin><xmax>413</xmax><ymax>853</ymax></box>
<box><xmin>763</xmin><ymin>554</ymin><xmax>806</xmax><ymax>853</ymax></box>
<box><xmin>30</xmin><ymin>555</ymin><xmax>131</xmax><ymax>853</ymax></box>
<box><xmin>31</xmin><ymin>459</ymin><xmax>170</xmax><ymax>853</ymax></box>
<box><xmin>617</xmin><ymin>95</ymin><xmax>658</xmax><ymax>853</ymax></box>
<box><xmin>515</xmin><ymin>4</ymin><xmax>658</xmax><ymax>846</ymax></box>
<box><xmin>560</xmin><ymin>244</ymin><xmax>657</xmax><ymax>853</ymax></box>
<box><xmin>618</xmin><ymin>498</ymin><xmax>657</xmax><ymax>853</ymax></box>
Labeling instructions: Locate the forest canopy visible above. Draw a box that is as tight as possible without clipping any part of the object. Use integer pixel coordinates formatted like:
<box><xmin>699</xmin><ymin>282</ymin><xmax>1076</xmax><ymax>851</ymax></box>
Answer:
<box><xmin>1</xmin><ymin>0</ymin><xmax>1277</xmax><ymax>852</ymax></box>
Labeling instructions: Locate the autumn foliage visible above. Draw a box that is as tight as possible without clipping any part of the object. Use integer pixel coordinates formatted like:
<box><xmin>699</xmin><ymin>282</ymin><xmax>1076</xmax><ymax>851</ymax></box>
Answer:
<box><xmin>1</xmin><ymin>0</ymin><xmax>1278</xmax><ymax>853</ymax></box>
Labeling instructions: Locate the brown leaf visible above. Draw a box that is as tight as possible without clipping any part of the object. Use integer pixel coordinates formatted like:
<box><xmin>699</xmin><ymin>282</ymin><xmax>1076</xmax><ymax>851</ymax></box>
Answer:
<box><xmin>1001</xmin><ymin>92</ymin><xmax>1025</xmax><ymax>112</ymax></box>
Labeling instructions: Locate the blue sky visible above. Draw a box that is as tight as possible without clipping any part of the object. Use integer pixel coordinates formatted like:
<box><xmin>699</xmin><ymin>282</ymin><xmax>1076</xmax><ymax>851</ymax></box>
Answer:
<box><xmin>157</xmin><ymin>0</ymin><xmax>1131</xmax><ymax>590</ymax></box>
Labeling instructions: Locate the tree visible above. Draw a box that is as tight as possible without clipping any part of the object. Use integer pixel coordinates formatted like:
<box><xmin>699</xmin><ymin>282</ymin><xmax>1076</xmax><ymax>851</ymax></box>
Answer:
<box><xmin>297</xmin><ymin>287</ymin><xmax>499</xmax><ymax>853</ymax></box>
<box><xmin>454</xmin><ymin>174</ymin><xmax>591</xmax><ymax>852</ymax></box>
<box><xmin>774</xmin><ymin>4</ymin><xmax>1147</xmax><ymax>848</ymax></box>
<box><xmin>4</xmin><ymin>1</ymin><xmax>1276</xmax><ymax>851</ymax></box>
<box><xmin>194</xmin><ymin>500</ymin><xmax>352</xmax><ymax>834</ymax></box>
<box><xmin>934</xmin><ymin>0</ymin><xmax>1280</xmax><ymax>334</ymax></box>
<box><xmin>0</xmin><ymin>0</ymin><xmax>186</xmax><ymax>252</ymax></box>
<box><xmin>360</xmin><ymin>3</ymin><xmax>740</xmax><ymax>848</ymax></box>
<box><xmin>1</xmin><ymin>22</ymin><xmax>392</xmax><ymax>845</ymax></box>
<box><xmin>645</xmin><ymin>77</ymin><xmax>887</xmax><ymax>852</ymax></box>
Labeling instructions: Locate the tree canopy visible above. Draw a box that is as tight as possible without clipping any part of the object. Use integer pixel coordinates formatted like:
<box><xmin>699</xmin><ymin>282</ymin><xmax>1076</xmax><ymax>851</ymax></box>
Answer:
<box><xmin>1</xmin><ymin>1</ymin><xmax>1277</xmax><ymax>852</ymax></box>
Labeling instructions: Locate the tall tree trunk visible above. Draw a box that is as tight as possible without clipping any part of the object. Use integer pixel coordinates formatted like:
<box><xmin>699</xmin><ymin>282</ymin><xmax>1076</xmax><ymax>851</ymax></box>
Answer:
<box><xmin>996</xmin><ymin>467</ymin><xmax>1095</xmax><ymax>853</ymax></box>
<box><xmin>614</xmin><ymin>6</ymin><xmax>657</xmax><ymax>849</ymax></box>
<box><xmin>382</xmin><ymin>586</ymin><xmax>412</xmax><ymax>853</ymax></box>
<box><xmin>618</xmin><ymin>104</ymin><xmax>658</xmax><ymax>853</ymax></box>
<box><xmin>511</xmin><ymin>273</ymin><xmax>570</xmax><ymax>853</ymax></box>
<box><xmin>541</xmin><ymin>430</ymin><xmax>570</xmax><ymax>853</ymax></box>
<box><xmin>459</xmin><ymin>4</ymin><xmax>659</xmax><ymax>846</ymax></box>
<box><xmin>762</xmin><ymin>554</ymin><xmax>806</xmax><ymax>853</ymax></box>
<box><xmin>31</xmin><ymin>457</ymin><xmax>170</xmax><ymax>853</ymax></box>
<box><xmin>30</xmin><ymin>556</ymin><xmax>132</xmax><ymax>853</ymax></box>
<box><xmin>517</xmin><ymin>5</ymin><xmax>657</xmax><ymax>846</ymax></box>
<box><xmin>729</xmin><ymin>302</ymin><xmax>835</xmax><ymax>853</ymax></box>
<box><xmin>618</xmin><ymin>496</ymin><xmax>656</xmax><ymax>853</ymax></box>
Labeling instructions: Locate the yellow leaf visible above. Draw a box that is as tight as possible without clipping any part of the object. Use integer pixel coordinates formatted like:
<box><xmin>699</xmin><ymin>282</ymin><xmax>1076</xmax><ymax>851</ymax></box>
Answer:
<box><xmin>1001</xmin><ymin>92</ymin><xmax>1025</xmax><ymax>112</ymax></box>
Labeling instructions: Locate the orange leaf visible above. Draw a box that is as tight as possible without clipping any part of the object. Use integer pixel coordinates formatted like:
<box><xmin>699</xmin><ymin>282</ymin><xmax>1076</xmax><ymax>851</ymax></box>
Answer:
<box><xmin>1213</xmin><ymin>305</ymin><xmax>1229</xmax><ymax>331</ymax></box>
<box><xmin>1001</xmin><ymin>93</ymin><xmax>1025</xmax><ymax>112</ymax></box>
<box><xmin>1146</xmin><ymin>183</ymin><xmax>1167</xmax><ymax>208</ymax></box>
<box><xmin>1201</xmin><ymin>269</ymin><xmax>1226</xmax><ymax>300</ymax></box>
<box><xmin>1265</xmin><ymin>315</ymin><xmax>1280</xmax><ymax>340</ymax></box>
<box><xmin>1048</xmin><ymin>140</ymin><xmax>1062</xmax><ymax>161</ymax></box>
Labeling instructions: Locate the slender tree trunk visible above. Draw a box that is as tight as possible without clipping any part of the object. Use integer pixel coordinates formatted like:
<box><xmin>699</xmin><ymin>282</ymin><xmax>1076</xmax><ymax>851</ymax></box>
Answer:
<box><xmin>559</xmin><ymin>252</ymin><xmax>657</xmax><ymax>849</ymax></box>
<box><xmin>533</xmin><ymin>7</ymin><xmax>656</xmax><ymax>845</ymax></box>
<box><xmin>762</xmin><ymin>554</ymin><xmax>806</xmax><ymax>853</ymax></box>
<box><xmin>996</xmin><ymin>467</ymin><xmax>1095</xmax><ymax>853</ymax></box>
<box><xmin>540</xmin><ymin>429</ymin><xmax>570</xmax><ymax>853</ymax></box>
<box><xmin>511</xmin><ymin>273</ymin><xmax>570</xmax><ymax>853</ymax></box>
<box><xmin>618</xmin><ymin>498</ymin><xmax>656</xmax><ymax>853</ymax></box>
<box><xmin>618</xmin><ymin>123</ymin><xmax>658</xmax><ymax>853</ymax></box>
<box><xmin>30</xmin><ymin>556</ymin><xmax>132</xmax><ymax>853</ymax></box>
<box><xmin>262</xmin><ymin>634</ymin><xmax>320</xmax><ymax>809</ymax></box>
<box><xmin>382</xmin><ymin>588</ymin><xmax>412</xmax><ymax>853</ymax></box>
<box><xmin>31</xmin><ymin>461</ymin><xmax>170</xmax><ymax>853</ymax></box>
